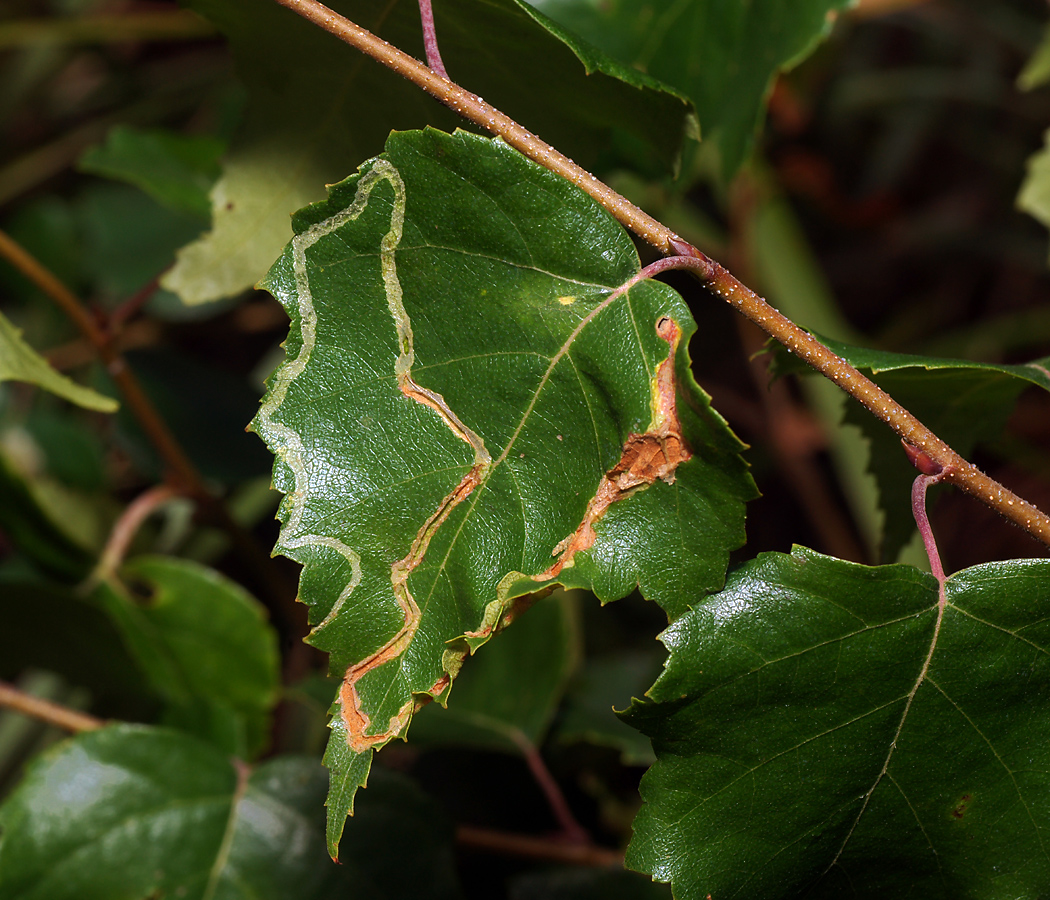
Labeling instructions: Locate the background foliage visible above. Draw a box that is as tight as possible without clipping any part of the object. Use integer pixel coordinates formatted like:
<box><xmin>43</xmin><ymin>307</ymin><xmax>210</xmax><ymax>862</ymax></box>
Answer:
<box><xmin>1</xmin><ymin>0</ymin><xmax>1050</xmax><ymax>897</ymax></box>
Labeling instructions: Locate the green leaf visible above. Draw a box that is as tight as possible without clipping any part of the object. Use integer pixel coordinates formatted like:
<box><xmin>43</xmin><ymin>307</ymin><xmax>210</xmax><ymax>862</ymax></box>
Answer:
<box><xmin>409</xmin><ymin>590</ymin><xmax>579</xmax><ymax>753</ymax></box>
<box><xmin>624</xmin><ymin>548</ymin><xmax>1050</xmax><ymax>899</ymax></box>
<box><xmin>252</xmin><ymin>128</ymin><xmax>755</xmax><ymax>850</ymax></box>
<box><xmin>1018</xmin><ymin>128</ymin><xmax>1050</xmax><ymax>263</ymax></box>
<box><xmin>164</xmin><ymin>0</ymin><xmax>691</xmax><ymax>306</ymax></box>
<box><xmin>773</xmin><ymin>336</ymin><xmax>1050</xmax><ymax>560</ymax></box>
<box><xmin>0</xmin><ymin>725</ymin><xmax>460</xmax><ymax>900</ymax></box>
<box><xmin>0</xmin><ymin>452</ymin><xmax>95</xmax><ymax>581</ymax></box>
<box><xmin>527</xmin><ymin>0</ymin><xmax>852</xmax><ymax>180</ymax></box>
<box><xmin>0</xmin><ymin>311</ymin><xmax>117</xmax><ymax>412</ymax></box>
<box><xmin>93</xmin><ymin>556</ymin><xmax>280</xmax><ymax>758</ymax></box>
<box><xmin>78</xmin><ymin>125</ymin><xmax>224</xmax><ymax>220</ymax></box>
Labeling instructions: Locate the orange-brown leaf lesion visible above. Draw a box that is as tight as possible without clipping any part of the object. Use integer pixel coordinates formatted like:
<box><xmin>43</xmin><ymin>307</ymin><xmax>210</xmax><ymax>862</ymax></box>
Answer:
<box><xmin>538</xmin><ymin>316</ymin><xmax>690</xmax><ymax>581</ymax></box>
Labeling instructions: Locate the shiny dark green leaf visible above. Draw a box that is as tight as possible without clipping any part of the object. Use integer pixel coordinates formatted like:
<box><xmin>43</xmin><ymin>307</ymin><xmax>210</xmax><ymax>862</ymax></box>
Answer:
<box><xmin>253</xmin><ymin>127</ymin><xmax>754</xmax><ymax>852</ymax></box>
<box><xmin>624</xmin><ymin>548</ymin><xmax>1050</xmax><ymax>899</ymax></box>
<box><xmin>0</xmin><ymin>725</ymin><xmax>460</xmax><ymax>899</ymax></box>
<box><xmin>527</xmin><ymin>0</ymin><xmax>852</xmax><ymax>180</ymax></box>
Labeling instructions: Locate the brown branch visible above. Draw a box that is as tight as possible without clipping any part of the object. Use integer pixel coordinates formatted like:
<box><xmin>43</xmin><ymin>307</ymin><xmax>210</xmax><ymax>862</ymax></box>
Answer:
<box><xmin>456</xmin><ymin>825</ymin><xmax>622</xmax><ymax>867</ymax></box>
<box><xmin>0</xmin><ymin>680</ymin><xmax>103</xmax><ymax>733</ymax></box>
<box><xmin>268</xmin><ymin>0</ymin><xmax>1050</xmax><ymax>549</ymax></box>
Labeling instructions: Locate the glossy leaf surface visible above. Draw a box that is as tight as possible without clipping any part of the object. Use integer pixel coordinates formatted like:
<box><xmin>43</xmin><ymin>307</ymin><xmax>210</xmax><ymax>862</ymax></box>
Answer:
<box><xmin>165</xmin><ymin>0</ymin><xmax>690</xmax><ymax>305</ymax></box>
<box><xmin>625</xmin><ymin>548</ymin><xmax>1050</xmax><ymax>899</ymax></box>
<box><xmin>527</xmin><ymin>0</ymin><xmax>852</xmax><ymax>179</ymax></box>
<box><xmin>253</xmin><ymin>127</ymin><xmax>754</xmax><ymax>851</ymax></box>
<box><xmin>0</xmin><ymin>725</ymin><xmax>460</xmax><ymax>900</ymax></box>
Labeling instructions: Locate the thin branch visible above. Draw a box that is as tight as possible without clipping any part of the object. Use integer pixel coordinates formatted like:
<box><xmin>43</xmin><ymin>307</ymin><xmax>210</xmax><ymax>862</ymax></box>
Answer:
<box><xmin>269</xmin><ymin>0</ymin><xmax>1050</xmax><ymax>549</ymax></box>
<box><xmin>0</xmin><ymin>681</ymin><xmax>103</xmax><ymax>733</ymax></box>
<box><xmin>456</xmin><ymin>825</ymin><xmax>623</xmax><ymax>867</ymax></box>
<box><xmin>92</xmin><ymin>483</ymin><xmax>179</xmax><ymax>583</ymax></box>
<box><xmin>508</xmin><ymin>730</ymin><xmax>590</xmax><ymax>845</ymax></box>
<box><xmin>0</xmin><ymin>11</ymin><xmax>215</xmax><ymax>48</ymax></box>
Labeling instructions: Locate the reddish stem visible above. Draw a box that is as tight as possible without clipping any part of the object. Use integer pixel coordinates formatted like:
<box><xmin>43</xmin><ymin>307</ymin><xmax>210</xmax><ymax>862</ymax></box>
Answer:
<box><xmin>92</xmin><ymin>483</ymin><xmax>179</xmax><ymax>582</ymax></box>
<box><xmin>417</xmin><ymin>0</ymin><xmax>448</xmax><ymax>79</ymax></box>
<box><xmin>509</xmin><ymin>729</ymin><xmax>590</xmax><ymax>845</ymax></box>
<box><xmin>912</xmin><ymin>473</ymin><xmax>946</xmax><ymax>585</ymax></box>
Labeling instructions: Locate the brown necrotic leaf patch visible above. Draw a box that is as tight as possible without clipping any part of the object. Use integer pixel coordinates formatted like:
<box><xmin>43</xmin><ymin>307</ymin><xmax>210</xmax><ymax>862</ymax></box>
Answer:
<box><xmin>539</xmin><ymin>316</ymin><xmax>690</xmax><ymax>581</ymax></box>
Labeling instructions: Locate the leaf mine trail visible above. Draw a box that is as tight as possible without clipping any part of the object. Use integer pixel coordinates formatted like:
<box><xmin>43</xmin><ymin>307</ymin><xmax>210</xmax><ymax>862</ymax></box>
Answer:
<box><xmin>263</xmin><ymin>156</ymin><xmax>692</xmax><ymax>755</ymax></box>
<box><xmin>258</xmin><ymin>159</ymin><xmax>490</xmax><ymax>753</ymax></box>
<box><xmin>538</xmin><ymin>314</ymin><xmax>690</xmax><ymax>580</ymax></box>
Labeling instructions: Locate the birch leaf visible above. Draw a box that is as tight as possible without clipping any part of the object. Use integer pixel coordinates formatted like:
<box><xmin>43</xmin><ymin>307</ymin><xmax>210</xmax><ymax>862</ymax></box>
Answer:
<box><xmin>252</xmin><ymin>127</ymin><xmax>755</xmax><ymax>853</ymax></box>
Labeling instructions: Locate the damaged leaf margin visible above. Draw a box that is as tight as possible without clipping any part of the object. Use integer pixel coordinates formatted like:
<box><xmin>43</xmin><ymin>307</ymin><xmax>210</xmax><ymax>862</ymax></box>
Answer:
<box><xmin>252</xmin><ymin>129</ymin><xmax>754</xmax><ymax>854</ymax></box>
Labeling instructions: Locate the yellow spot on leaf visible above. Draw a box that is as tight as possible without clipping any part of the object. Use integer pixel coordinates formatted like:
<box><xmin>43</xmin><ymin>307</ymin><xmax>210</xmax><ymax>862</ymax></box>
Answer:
<box><xmin>558</xmin><ymin>296</ymin><xmax>575</xmax><ymax>305</ymax></box>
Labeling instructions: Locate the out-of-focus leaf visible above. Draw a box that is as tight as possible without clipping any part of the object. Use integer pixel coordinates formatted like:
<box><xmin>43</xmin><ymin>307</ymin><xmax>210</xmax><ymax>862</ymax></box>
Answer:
<box><xmin>409</xmin><ymin>591</ymin><xmax>579</xmax><ymax>753</ymax></box>
<box><xmin>0</xmin><ymin>452</ymin><xmax>94</xmax><ymax>581</ymax></box>
<box><xmin>527</xmin><ymin>0</ymin><xmax>852</xmax><ymax>180</ymax></box>
<box><xmin>0</xmin><ymin>311</ymin><xmax>116</xmax><ymax>412</ymax></box>
<box><xmin>625</xmin><ymin>548</ymin><xmax>1050</xmax><ymax>899</ymax></box>
<box><xmin>164</xmin><ymin>0</ymin><xmax>691</xmax><ymax>305</ymax></box>
<box><xmin>1019</xmin><ymin>129</ymin><xmax>1050</xmax><ymax>264</ymax></box>
<box><xmin>746</xmin><ymin>182</ymin><xmax>881</xmax><ymax>554</ymax></box>
<box><xmin>0</xmin><ymin>725</ymin><xmax>461</xmax><ymax>899</ymax></box>
<box><xmin>74</xmin><ymin>182</ymin><xmax>205</xmax><ymax>308</ymax></box>
<box><xmin>253</xmin><ymin>128</ymin><xmax>754</xmax><ymax>852</ymax></box>
<box><xmin>774</xmin><ymin>336</ymin><xmax>1050</xmax><ymax>559</ymax></box>
<box><xmin>93</xmin><ymin>556</ymin><xmax>280</xmax><ymax>758</ymax></box>
<box><xmin>555</xmin><ymin>653</ymin><xmax>658</xmax><ymax>766</ymax></box>
<box><xmin>20</xmin><ymin>408</ymin><xmax>106</xmax><ymax>492</ymax></box>
<box><xmin>78</xmin><ymin>125</ymin><xmax>224</xmax><ymax>220</ymax></box>
<box><xmin>1018</xmin><ymin>25</ymin><xmax>1050</xmax><ymax>91</ymax></box>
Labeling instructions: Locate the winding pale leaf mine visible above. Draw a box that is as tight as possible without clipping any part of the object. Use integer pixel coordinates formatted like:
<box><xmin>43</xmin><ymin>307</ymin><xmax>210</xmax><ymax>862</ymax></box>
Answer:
<box><xmin>253</xmin><ymin>129</ymin><xmax>755</xmax><ymax>848</ymax></box>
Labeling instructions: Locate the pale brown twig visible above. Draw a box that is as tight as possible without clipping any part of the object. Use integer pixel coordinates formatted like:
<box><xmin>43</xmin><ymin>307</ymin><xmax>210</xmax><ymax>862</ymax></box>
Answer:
<box><xmin>267</xmin><ymin>0</ymin><xmax>1050</xmax><ymax>549</ymax></box>
<box><xmin>0</xmin><ymin>228</ymin><xmax>201</xmax><ymax>493</ymax></box>
<box><xmin>0</xmin><ymin>680</ymin><xmax>103</xmax><ymax>733</ymax></box>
